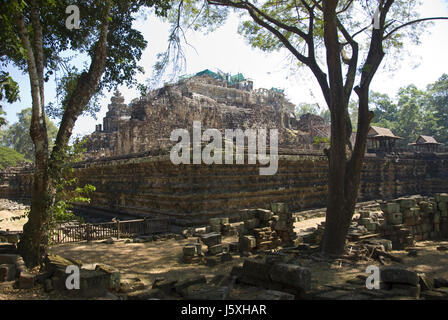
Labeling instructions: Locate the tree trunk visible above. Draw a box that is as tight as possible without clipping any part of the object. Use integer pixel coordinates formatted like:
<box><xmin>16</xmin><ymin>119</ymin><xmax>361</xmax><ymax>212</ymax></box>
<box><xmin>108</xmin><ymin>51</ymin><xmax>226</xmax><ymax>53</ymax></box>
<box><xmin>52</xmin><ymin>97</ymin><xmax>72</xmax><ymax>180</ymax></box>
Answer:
<box><xmin>321</xmin><ymin>23</ymin><xmax>385</xmax><ymax>256</ymax></box>
<box><xmin>18</xmin><ymin>167</ymin><xmax>51</xmax><ymax>267</ymax></box>
<box><xmin>17</xmin><ymin>0</ymin><xmax>111</xmax><ymax>267</ymax></box>
<box><xmin>320</xmin><ymin>0</ymin><xmax>351</xmax><ymax>256</ymax></box>
<box><xmin>15</xmin><ymin>3</ymin><xmax>52</xmax><ymax>267</ymax></box>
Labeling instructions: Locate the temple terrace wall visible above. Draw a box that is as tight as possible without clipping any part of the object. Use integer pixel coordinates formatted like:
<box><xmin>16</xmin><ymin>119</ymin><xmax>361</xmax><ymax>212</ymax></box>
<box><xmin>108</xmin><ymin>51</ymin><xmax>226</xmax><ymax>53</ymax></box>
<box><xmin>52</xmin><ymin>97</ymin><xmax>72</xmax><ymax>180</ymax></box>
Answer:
<box><xmin>2</xmin><ymin>151</ymin><xmax>447</xmax><ymax>227</ymax></box>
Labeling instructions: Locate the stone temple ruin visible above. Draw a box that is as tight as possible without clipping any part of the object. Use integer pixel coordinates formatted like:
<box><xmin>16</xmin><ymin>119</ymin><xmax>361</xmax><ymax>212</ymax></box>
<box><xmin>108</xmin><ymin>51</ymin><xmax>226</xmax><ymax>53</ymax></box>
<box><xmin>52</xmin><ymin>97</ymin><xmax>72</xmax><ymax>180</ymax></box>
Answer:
<box><xmin>1</xmin><ymin>70</ymin><xmax>448</xmax><ymax>226</ymax></box>
<box><xmin>83</xmin><ymin>70</ymin><xmax>330</xmax><ymax>158</ymax></box>
<box><xmin>1</xmin><ymin>70</ymin><xmax>448</xmax><ymax>300</ymax></box>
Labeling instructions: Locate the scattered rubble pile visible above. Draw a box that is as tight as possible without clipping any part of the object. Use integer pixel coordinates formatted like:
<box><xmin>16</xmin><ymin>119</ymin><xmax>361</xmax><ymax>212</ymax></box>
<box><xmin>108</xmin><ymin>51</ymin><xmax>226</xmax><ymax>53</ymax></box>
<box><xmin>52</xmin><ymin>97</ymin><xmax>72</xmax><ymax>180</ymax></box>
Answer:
<box><xmin>0</xmin><ymin>244</ymin><xmax>37</xmax><ymax>290</ymax></box>
<box><xmin>181</xmin><ymin>202</ymin><xmax>297</xmax><ymax>264</ymax></box>
<box><xmin>238</xmin><ymin>203</ymin><xmax>297</xmax><ymax>253</ymax></box>
<box><xmin>182</xmin><ymin>231</ymin><xmax>234</xmax><ymax>266</ymax></box>
<box><xmin>379</xmin><ymin>194</ymin><xmax>448</xmax><ymax>249</ymax></box>
<box><xmin>294</xmin><ymin>194</ymin><xmax>448</xmax><ymax>251</ymax></box>
<box><xmin>356</xmin><ymin>203</ymin><xmax>384</xmax><ymax>233</ymax></box>
<box><xmin>296</xmin><ymin>220</ymin><xmax>374</xmax><ymax>246</ymax></box>
<box><xmin>231</xmin><ymin>258</ymin><xmax>311</xmax><ymax>299</ymax></box>
<box><xmin>314</xmin><ymin>266</ymin><xmax>448</xmax><ymax>300</ymax></box>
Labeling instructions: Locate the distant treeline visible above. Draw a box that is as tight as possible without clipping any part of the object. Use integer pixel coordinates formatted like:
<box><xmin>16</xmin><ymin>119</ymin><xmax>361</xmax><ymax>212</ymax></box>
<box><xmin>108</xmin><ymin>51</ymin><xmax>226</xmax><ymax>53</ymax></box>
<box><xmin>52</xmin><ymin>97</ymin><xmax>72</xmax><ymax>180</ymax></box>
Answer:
<box><xmin>296</xmin><ymin>74</ymin><xmax>448</xmax><ymax>147</ymax></box>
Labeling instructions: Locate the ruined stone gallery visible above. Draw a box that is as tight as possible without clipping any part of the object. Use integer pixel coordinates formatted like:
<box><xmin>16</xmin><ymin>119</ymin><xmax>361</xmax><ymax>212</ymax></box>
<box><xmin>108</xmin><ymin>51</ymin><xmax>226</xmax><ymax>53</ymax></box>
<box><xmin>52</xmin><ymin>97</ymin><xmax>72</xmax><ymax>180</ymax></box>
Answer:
<box><xmin>1</xmin><ymin>71</ymin><xmax>448</xmax><ymax>301</ymax></box>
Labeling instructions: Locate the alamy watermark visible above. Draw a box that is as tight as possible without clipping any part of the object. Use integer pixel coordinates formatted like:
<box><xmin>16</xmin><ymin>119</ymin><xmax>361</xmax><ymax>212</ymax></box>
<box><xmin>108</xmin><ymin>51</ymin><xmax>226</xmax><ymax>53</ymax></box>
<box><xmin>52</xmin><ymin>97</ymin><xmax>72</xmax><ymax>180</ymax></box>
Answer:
<box><xmin>65</xmin><ymin>265</ymin><xmax>80</xmax><ymax>290</ymax></box>
<box><xmin>374</xmin><ymin>7</ymin><xmax>381</xmax><ymax>30</ymax></box>
<box><xmin>365</xmin><ymin>265</ymin><xmax>380</xmax><ymax>290</ymax></box>
<box><xmin>65</xmin><ymin>5</ymin><xmax>80</xmax><ymax>30</ymax></box>
<box><xmin>170</xmin><ymin>121</ymin><xmax>278</xmax><ymax>176</ymax></box>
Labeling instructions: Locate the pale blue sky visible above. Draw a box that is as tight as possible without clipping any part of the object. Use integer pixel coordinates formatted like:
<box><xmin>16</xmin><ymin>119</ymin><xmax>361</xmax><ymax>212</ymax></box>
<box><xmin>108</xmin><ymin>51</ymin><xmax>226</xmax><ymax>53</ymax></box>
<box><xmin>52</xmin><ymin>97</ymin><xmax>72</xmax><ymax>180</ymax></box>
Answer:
<box><xmin>3</xmin><ymin>1</ymin><xmax>448</xmax><ymax>139</ymax></box>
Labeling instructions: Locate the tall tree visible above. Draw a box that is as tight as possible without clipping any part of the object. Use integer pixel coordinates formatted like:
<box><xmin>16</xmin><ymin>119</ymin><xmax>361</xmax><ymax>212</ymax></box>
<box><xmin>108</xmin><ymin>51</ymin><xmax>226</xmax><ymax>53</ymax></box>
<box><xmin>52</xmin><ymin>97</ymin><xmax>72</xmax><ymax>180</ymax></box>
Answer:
<box><xmin>427</xmin><ymin>74</ymin><xmax>448</xmax><ymax>144</ymax></box>
<box><xmin>1</xmin><ymin>0</ymin><xmax>171</xmax><ymax>266</ymax></box>
<box><xmin>295</xmin><ymin>102</ymin><xmax>320</xmax><ymax>117</ymax></box>
<box><xmin>202</xmin><ymin>0</ymin><xmax>448</xmax><ymax>256</ymax></box>
<box><xmin>2</xmin><ymin>108</ymin><xmax>58</xmax><ymax>160</ymax></box>
<box><xmin>394</xmin><ymin>84</ymin><xmax>427</xmax><ymax>144</ymax></box>
<box><xmin>370</xmin><ymin>91</ymin><xmax>398</xmax><ymax>127</ymax></box>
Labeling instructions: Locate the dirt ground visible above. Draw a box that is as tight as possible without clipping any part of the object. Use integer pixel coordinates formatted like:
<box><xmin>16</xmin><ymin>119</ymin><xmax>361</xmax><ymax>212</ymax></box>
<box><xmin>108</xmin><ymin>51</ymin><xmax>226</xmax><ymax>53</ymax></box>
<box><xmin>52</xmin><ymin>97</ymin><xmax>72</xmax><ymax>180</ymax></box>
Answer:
<box><xmin>2</xmin><ymin>206</ymin><xmax>448</xmax><ymax>300</ymax></box>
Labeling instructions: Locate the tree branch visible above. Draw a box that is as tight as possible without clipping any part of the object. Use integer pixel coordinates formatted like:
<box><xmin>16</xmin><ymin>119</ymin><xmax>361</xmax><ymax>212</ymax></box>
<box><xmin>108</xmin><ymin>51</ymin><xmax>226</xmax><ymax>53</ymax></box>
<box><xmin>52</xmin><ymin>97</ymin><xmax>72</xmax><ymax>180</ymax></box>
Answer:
<box><xmin>384</xmin><ymin>17</ymin><xmax>448</xmax><ymax>40</ymax></box>
<box><xmin>53</xmin><ymin>0</ymin><xmax>112</xmax><ymax>151</ymax></box>
<box><xmin>336</xmin><ymin>18</ymin><xmax>358</xmax><ymax>102</ymax></box>
<box><xmin>14</xmin><ymin>6</ymin><xmax>48</xmax><ymax>157</ymax></box>
<box><xmin>209</xmin><ymin>0</ymin><xmax>311</xmax><ymax>40</ymax></box>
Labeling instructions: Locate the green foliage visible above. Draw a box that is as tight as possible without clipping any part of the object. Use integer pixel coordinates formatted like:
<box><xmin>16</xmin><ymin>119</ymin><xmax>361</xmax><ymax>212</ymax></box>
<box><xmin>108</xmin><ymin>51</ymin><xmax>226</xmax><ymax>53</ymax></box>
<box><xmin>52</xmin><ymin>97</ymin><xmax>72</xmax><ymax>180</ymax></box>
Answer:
<box><xmin>370</xmin><ymin>92</ymin><xmax>399</xmax><ymax>125</ymax></box>
<box><xmin>1</xmin><ymin>0</ymin><xmax>172</xmax><ymax>118</ymax></box>
<box><xmin>46</xmin><ymin>68</ymin><xmax>103</xmax><ymax>120</ymax></box>
<box><xmin>48</xmin><ymin>138</ymin><xmax>95</xmax><ymax>225</ymax></box>
<box><xmin>234</xmin><ymin>0</ymin><xmax>427</xmax><ymax>75</ymax></box>
<box><xmin>370</xmin><ymin>74</ymin><xmax>448</xmax><ymax>146</ymax></box>
<box><xmin>427</xmin><ymin>74</ymin><xmax>448</xmax><ymax>143</ymax></box>
<box><xmin>295</xmin><ymin>103</ymin><xmax>320</xmax><ymax>118</ymax></box>
<box><xmin>0</xmin><ymin>71</ymin><xmax>20</xmax><ymax>127</ymax></box>
<box><xmin>313</xmin><ymin>136</ymin><xmax>330</xmax><ymax>145</ymax></box>
<box><xmin>0</xmin><ymin>145</ymin><xmax>27</xmax><ymax>170</ymax></box>
<box><xmin>2</xmin><ymin>108</ymin><xmax>58</xmax><ymax>160</ymax></box>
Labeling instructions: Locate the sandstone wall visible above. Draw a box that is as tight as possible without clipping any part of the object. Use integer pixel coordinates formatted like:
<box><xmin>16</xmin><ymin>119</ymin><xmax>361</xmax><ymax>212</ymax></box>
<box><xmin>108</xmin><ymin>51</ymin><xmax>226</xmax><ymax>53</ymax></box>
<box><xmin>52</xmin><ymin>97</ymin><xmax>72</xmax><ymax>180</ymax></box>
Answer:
<box><xmin>2</xmin><ymin>153</ymin><xmax>447</xmax><ymax>227</ymax></box>
<box><xmin>70</xmin><ymin>152</ymin><xmax>448</xmax><ymax>226</ymax></box>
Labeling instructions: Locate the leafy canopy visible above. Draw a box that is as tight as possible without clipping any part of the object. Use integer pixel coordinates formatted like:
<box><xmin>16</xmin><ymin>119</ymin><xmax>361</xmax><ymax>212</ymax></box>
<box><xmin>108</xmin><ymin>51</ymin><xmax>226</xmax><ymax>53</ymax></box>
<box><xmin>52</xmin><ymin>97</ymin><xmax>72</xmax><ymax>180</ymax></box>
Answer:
<box><xmin>2</xmin><ymin>107</ymin><xmax>58</xmax><ymax>160</ymax></box>
<box><xmin>0</xmin><ymin>0</ymin><xmax>172</xmax><ymax>119</ymax></box>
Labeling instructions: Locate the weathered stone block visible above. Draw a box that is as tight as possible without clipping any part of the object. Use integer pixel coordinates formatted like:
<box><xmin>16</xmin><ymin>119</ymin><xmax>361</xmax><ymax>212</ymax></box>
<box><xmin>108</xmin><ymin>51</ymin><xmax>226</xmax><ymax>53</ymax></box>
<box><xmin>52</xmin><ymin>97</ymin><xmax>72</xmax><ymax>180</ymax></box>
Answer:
<box><xmin>119</xmin><ymin>277</ymin><xmax>145</xmax><ymax>294</ymax></box>
<box><xmin>239</xmin><ymin>235</ymin><xmax>256</xmax><ymax>252</ymax></box>
<box><xmin>200</xmin><ymin>232</ymin><xmax>222</xmax><ymax>247</ymax></box>
<box><xmin>365</xmin><ymin>223</ymin><xmax>378</xmax><ymax>232</ymax></box>
<box><xmin>386</xmin><ymin>212</ymin><xmax>403</xmax><ymax>225</ymax></box>
<box><xmin>220</xmin><ymin>252</ymin><xmax>233</xmax><ymax>263</ymax></box>
<box><xmin>255</xmin><ymin>289</ymin><xmax>295</xmax><ymax>300</ymax></box>
<box><xmin>220</xmin><ymin>217</ymin><xmax>229</xmax><ymax>225</ymax></box>
<box><xmin>152</xmin><ymin>278</ymin><xmax>177</xmax><ymax>294</ymax></box>
<box><xmin>78</xmin><ymin>269</ymin><xmax>111</xmax><ymax>297</ymax></box>
<box><xmin>419</xmin><ymin>201</ymin><xmax>434</xmax><ymax>214</ymax></box>
<box><xmin>95</xmin><ymin>264</ymin><xmax>121</xmax><ymax>292</ymax></box>
<box><xmin>256</xmin><ymin>209</ymin><xmax>274</xmax><ymax>221</ymax></box>
<box><xmin>126</xmin><ymin>288</ymin><xmax>163</xmax><ymax>300</ymax></box>
<box><xmin>175</xmin><ymin>275</ymin><xmax>207</xmax><ymax>295</ymax></box>
<box><xmin>183</xmin><ymin>245</ymin><xmax>197</xmax><ymax>257</ymax></box>
<box><xmin>380</xmin><ymin>202</ymin><xmax>400</xmax><ymax>214</ymax></box>
<box><xmin>435</xmin><ymin>193</ymin><xmax>448</xmax><ymax>203</ymax></box>
<box><xmin>209</xmin><ymin>218</ymin><xmax>221</xmax><ymax>226</ymax></box>
<box><xmin>207</xmin><ymin>244</ymin><xmax>224</xmax><ymax>256</ymax></box>
<box><xmin>433</xmin><ymin>212</ymin><xmax>441</xmax><ymax>224</ymax></box>
<box><xmin>421</xmin><ymin>289</ymin><xmax>448</xmax><ymax>300</ymax></box>
<box><xmin>184</xmin><ymin>283</ymin><xmax>229</xmax><ymax>300</ymax></box>
<box><xmin>381</xmin><ymin>267</ymin><xmax>419</xmax><ymax>286</ymax></box>
<box><xmin>0</xmin><ymin>243</ymin><xmax>17</xmax><ymax>254</ymax></box>
<box><xmin>271</xmin><ymin>203</ymin><xmax>289</xmax><ymax>214</ymax></box>
<box><xmin>229</xmin><ymin>242</ymin><xmax>239</xmax><ymax>253</ymax></box>
<box><xmin>18</xmin><ymin>272</ymin><xmax>35</xmax><ymax>289</ymax></box>
<box><xmin>388</xmin><ymin>283</ymin><xmax>421</xmax><ymax>299</ymax></box>
<box><xmin>244</xmin><ymin>218</ymin><xmax>260</xmax><ymax>230</ymax></box>
<box><xmin>269</xmin><ymin>263</ymin><xmax>312</xmax><ymax>292</ymax></box>
<box><xmin>0</xmin><ymin>264</ymin><xmax>16</xmax><ymax>282</ymax></box>
<box><xmin>434</xmin><ymin>278</ymin><xmax>448</xmax><ymax>288</ymax></box>
<box><xmin>239</xmin><ymin>209</ymin><xmax>256</xmax><ymax>220</ymax></box>
<box><xmin>398</xmin><ymin>198</ymin><xmax>417</xmax><ymax>209</ymax></box>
